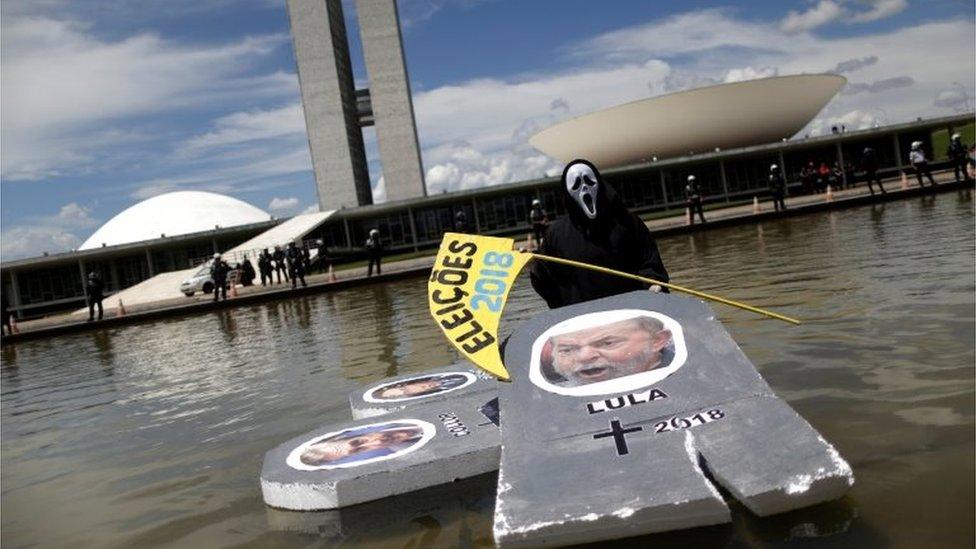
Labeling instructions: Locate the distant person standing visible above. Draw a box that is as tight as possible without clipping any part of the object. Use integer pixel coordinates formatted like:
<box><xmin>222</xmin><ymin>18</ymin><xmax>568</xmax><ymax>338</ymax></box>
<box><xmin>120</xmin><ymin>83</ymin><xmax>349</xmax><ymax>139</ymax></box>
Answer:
<box><xmin>2</xmin><ymin>294</ymin><xmax>14</xmax><ymax>335</ymax></box>
<box><xmin>768</xmin><ymin>164</ymin><xmax>787</xmax><ymax>212</ymax></box>
<box><xmin>799</xmin><ymin>162</ymin><xmax>816</xmax><ymax>194</ymax></box>
<box><xmin>210</xmin><ymin>253</ymin><xmax>231</xmax><ymax>302</ymax></box>
<box><xmin>947</xmin><ymin>133</ymin><xmax>973</xmax><ymax>182</ymax></box>
<box><xmin>365</xmin><ymin>228</ymin><xmax>383</xmax><ymax>277</ymax></box>
<box><xmin>258</xmin><ymin>248</ymin><xmax>273</xmax><ymax>286</ymax></box>
<box><xmin>685</xmin><ymin>175</ymin><xmax>706</xmax><ymax>224</ymax></box>
<box><xmin>454</xmin><ymin>210</ymin><xmax>468</xmax><ymax>232</ymax></box>
<box><xmin>529</xmin><ymin>198</ymin><xmax>549</xmax><ymax>249</ymax></box>
<box><xmin>860</xmin><ymin>147</ymin><xmax>886</xmax><ymax>195</ymax></box>
<box><xmin>240</xmin><ymin>255</ymin><xmax>256</xmax><ymax>286</ymax></box>
<box><xmin>287</xmin><ymin>242</ymin><xmax>307</xmax><ymax>289</ymax></box>
<box><xmin>86</xmin><ymin>271</ymin><xmax>105</xmax><ymax>321</ymax></box>
<box><xmin>909</xmin><ymin>141</ymin><xmax>937</xmax><ymax>187</ymax></box>
<box><xmin>272</xmin><ymin>245</ymin><xmax>289</xmax><ymax>283</ymax></box>
<box><xmin>301</xmin><ymin>243</ymin><xmax>312</xmax><ymax>273</ymax></box>
<box><xmin>817</xmin><ymin>162</ymin><xmax>831</xmax><ymax>193</ymax></box>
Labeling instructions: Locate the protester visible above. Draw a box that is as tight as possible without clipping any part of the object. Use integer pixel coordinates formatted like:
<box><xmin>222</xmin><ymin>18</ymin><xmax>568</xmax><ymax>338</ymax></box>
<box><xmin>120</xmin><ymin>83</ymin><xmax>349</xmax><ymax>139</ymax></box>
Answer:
<box><xmin>366</xmin><ymin>229</ymin><xmax>384</xmax><ymax>277</ymax></box>
<box><xmin>684</xmin><ymin>175</ymin><xmax>706</xmax><ymax>224</ymax></box>
<box><xmin>800</xmin><ymin>162</ymin><xmax>816</xmax><ymax>194</ymax></box>
<box><xmin>301</xmin><ymin>243</ymin><xmax>312</xmax><ymax>274</ymax></box>
<box><xmin>287</xmin><ymin>242</ymin><xmax>307</xmax><ymax>289</ymax></box>
<box><xmin>86</xmin><ymin>271</ymin><xmax>105</xmax><ymax>321</ymax></box>
<box><xmin>817</xmin><ymin>162</ymin><xmax>831</xmax><ymax>193</ymax></box>
<box><xmin>909</xmin><ymin>141</ymin><xmax>937</xmax><ymax>187</ymax></box>
<box><xmin>530</xmin><ymin>159</ymin><xmax>669</xmax><ymax>308</ymax></box>
<box><xmin>768</xmin><ymin>164</ymin><xmax>787</xmax><ymax>212</ymax></box>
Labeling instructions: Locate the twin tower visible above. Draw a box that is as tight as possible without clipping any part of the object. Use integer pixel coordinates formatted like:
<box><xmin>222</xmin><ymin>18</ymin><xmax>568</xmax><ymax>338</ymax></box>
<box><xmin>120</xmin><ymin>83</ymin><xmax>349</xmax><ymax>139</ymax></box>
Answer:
<box><xmin>287</xmin><ymin>0</ymin><xmax>427</xmax><ymax>210</ymax></box>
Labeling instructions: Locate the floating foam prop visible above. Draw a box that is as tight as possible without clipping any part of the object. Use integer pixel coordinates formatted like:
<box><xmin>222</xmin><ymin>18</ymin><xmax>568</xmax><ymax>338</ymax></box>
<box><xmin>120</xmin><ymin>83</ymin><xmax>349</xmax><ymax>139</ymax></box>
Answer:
<box><xmin>261</xmin><ymin>394</ymin><xmax>500</xmax><ymax>511</ymax></box>
<box><xmin>348</xmin><ymin>363</ymin><xmax>499</xmax><ymax>419</ymax></box>
<box><xmin>493</xmin><ymin>291</ymin><xmax>853</xmax><ymax>547</ymax></box>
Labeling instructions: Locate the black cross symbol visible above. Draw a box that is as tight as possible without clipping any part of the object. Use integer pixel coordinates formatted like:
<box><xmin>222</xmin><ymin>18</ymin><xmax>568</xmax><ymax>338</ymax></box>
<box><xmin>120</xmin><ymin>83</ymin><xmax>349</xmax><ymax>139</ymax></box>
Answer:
<box><xmin>593</xmin><ymin>419</ymin><xmax>643</xmax><ymax>456</ymax></box>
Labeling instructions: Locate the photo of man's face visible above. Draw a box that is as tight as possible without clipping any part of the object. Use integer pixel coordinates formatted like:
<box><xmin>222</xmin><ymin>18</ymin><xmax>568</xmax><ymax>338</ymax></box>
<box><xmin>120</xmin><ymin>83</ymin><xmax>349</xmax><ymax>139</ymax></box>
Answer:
<box><xmin>546</xmin><ymin>317</ymin><xmax>673</xmax><ymax>387</ymax></box>
<box><xmin>296</xmin><ymin>423</ymin><xmax>426</xmax><ymax>468</ymax></box>
<box><xmin>368</xmin><ymin>373</ymin><xmax>473</xmax><ymax>401</ymax></box>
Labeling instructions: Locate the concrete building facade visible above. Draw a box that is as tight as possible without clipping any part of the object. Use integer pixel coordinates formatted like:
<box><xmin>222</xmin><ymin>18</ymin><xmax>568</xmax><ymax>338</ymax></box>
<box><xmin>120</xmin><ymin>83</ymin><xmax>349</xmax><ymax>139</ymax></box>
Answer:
<box><xmin>286</xmin><ymin>0</ymin><xmax>425</xmax><ymax>210</ymax></box>
<box><xmin>356</xmin><ymin>0</ymin><xmax>427</xmax><ymax>202</ymax></box>
<box><xmin>286</xmin><ymin>0</ymin><xmax>373</xmax><ymax>209</ymax></box>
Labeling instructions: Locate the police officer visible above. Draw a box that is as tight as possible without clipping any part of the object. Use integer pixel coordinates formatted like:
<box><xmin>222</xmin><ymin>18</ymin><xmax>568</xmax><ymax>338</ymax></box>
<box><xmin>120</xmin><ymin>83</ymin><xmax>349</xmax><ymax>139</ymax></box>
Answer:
<box><xmin>240</xmin><ymin>254</ymin><xmax>256</xmax><ymax>286</ymax></box>
<box><xmin>768</xmin><ymin>164</ymin><xmax>787</xmax><ymax>212</ymax></box>
<box><xmin>909</xmin><ymin>141</ymin><xmax>937</xmax><ymax>187</ymax></box>
<box><xmin>287</xmin><ymin>241</ymin><xmax>307</xmax><ymax>289</ymax></box>
<box><xmin>455</xmin><ymin>209</ymin><xmax>468</xmax><ymax>232</ymax></box>
<box><xmin>365</xmin><ymin>228</ymin><xmax>383</xmax><ymax>277</ymax></box>
<box><xmin>947</xmin><ymin>133</ymin><xmax>972</xmax><ymax>182</ymax></box>
<box><xmin>258</xmin><ymin>248</ymin><xmax>273</xmax><ymax>286</ymax></box>
<box><xmin>530</xmin><ymin>159</ymin><xmax>669</xmax><ymax>308</ymax></box>
<box><xmin>272</xmin><ymin>245</ymin><xmax>289</xmax><ymax>283</ymax></box>
<box><xmin>860</xmin><ymin>147</ymin><xmax>886</xmax><ymax>195</ymax></box>
<box><xmin>529</xmin><ymin>198</ymin><xmax>549</xmax><ymax>249</ymax></box>
<box><xmin>210</xmin><ymin>253</ymin><xmax>231</xmax><ymax>302</ymax></box>
<box><xmin>685</xmin><ymin>175</ymin><xmax>706</xmax><ymax>224</ymax></box>
<box><xmin>86</xmin><ymin>271</ymin><xmax>105</xmax><ymax>321</ymax></box>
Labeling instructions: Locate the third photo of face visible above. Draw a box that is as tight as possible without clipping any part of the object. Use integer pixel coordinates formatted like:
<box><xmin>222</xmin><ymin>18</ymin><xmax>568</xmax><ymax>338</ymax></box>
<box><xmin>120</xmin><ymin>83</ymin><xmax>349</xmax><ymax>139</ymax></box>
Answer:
<box><xmin>368</xmin><ymin>372</ymin><xmax>474</xmax><ymax>401</ymax></box>
<box><xmin>293</xmin><ymin>421</ymin><xmax>430</xmax><ymax>469</ymax></box>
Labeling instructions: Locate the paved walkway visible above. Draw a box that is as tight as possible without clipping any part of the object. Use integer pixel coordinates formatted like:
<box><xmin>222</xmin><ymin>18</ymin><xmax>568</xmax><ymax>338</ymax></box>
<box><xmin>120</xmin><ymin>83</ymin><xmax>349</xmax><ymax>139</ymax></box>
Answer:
<box><xmin>4</xmin><ymin>171</ymin><xmax>971</xmax><ymax>342</ymax></box>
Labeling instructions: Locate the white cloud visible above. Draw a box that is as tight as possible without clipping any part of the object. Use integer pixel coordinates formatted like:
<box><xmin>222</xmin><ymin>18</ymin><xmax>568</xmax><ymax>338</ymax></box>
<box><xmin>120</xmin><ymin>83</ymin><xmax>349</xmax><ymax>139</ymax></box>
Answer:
<box><xmin>0</xmin><ymin>201</ymin><xmax>100</xmax><ymax>260</ymax></box>
<box><xmin>268</xmin><ymin>196</ymin><xmax>299</xmax><ymax>211</ymax></box>
<box><xmin>371</xmin><ymin>176</ymin><xmax>387</xmax><ymax>203</ymax></box>
<box><xmin>0</xmin><ymin>16</ymin><xmax>291</xmax><ymax>180</ymax></box>
<box><xmin>781</xmin><ymin>1</ymin><xmax>844</xmax><ymax>33</ymax></box>
<box><xmin>849</xmin><ymin>0</ymin><xmax>908</xmax><ymax>23</ymax></box>
<box><xmin>723</xmin><ymin>66</ymin><xmax>779</xmax><ymax>83</ymax></box>
<box><xmin>178</xmin><ymin>102</ymin><xmax>305</xmax><ymax>155</ymax></box>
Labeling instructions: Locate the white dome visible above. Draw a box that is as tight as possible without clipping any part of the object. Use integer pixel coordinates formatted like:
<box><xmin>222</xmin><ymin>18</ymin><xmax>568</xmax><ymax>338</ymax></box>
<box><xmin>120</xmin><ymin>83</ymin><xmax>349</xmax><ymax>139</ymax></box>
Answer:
<box><xmin>80</xmin><ymin>191</ymin><xmax>270</xmax><ymax>250</ymax></box>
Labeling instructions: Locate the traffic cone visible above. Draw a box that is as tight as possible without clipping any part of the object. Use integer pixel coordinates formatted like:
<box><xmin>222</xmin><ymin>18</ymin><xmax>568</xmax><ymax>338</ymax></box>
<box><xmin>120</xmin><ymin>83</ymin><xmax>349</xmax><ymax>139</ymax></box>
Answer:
<box><xmin>328</xmin><ymin>264</ymin><xmax>337</xmax><ymax>282</ymax></box>
<box><xmin>10</xmin><ymin>317</ymin><xmax>19</xmax><ymax>334</ymax></box>
<box><xmin>752</xmin><ymin>196</ymin><xmax>761</xmax><ymax>214</ymax></box>
<box><xmin>825</xmin><ymin>185</ymin><xmax>834</xmax><ymax>202</ymax></box>
<box><xmin>901</xmin><ymin>171</ymin><xmax>909</xmax><ymax>190</ymax></box>
<box><xmin>117</xmin><ymin>299</ymin><xmax>127</xmax><ymax>317</ymax></box>
<box><xmin>685</xmin><ymin>207</ymin><xmax>692</xmax><ymax>226</ymax></box>
<box><xmin>230</xmin><ymin>282</ymin><xmax>238</xmax><ymax>297</ymax></box>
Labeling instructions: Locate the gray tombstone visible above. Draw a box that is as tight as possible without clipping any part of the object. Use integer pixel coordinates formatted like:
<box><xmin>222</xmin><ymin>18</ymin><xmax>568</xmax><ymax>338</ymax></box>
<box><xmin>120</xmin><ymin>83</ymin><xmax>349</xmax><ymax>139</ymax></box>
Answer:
<box><xmin>494</xmin><ymin>290</ymin><xmax>853</xmax><ymax>547</ymax></box>
<box><xmin>349</xmin><ymin>363</ymin><xmax>499</xmax><ymax>419</ymax></box>
<box><xmin>262</xmin><ymin>394</ymin><xmax>500</xmax><ymax>511</ymax></box>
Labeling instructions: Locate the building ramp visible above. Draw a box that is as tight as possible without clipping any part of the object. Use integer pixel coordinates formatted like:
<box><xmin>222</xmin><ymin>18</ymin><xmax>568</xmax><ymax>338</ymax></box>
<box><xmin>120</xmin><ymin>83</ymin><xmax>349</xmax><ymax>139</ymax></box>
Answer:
<box><xmin>222</xmin><ymin>210</ymin><xmax>336</xmax><ymax>262</ymax></box>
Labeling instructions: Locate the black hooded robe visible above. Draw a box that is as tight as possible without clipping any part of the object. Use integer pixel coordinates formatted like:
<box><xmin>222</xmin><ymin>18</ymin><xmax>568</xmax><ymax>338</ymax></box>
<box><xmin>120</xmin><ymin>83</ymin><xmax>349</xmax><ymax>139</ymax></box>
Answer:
<box><xmin>530</xmin><ymin>161</ymin><xmax>669</xmax><ymax>309</ymax></box>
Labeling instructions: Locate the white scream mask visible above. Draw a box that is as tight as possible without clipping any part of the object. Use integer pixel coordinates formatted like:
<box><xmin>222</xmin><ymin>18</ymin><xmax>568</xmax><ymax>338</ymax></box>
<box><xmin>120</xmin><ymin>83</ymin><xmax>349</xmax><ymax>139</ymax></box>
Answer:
<box><xmin>565</xmin><ymin>162</ymin><xmax>599</xmax><ymax>219</ymax></box>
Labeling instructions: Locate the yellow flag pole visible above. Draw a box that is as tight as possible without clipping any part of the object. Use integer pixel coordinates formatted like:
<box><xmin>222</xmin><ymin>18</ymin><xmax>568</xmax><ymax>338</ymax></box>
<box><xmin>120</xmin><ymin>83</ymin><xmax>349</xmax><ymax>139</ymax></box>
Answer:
<box><xmin>530</xmin><ymin>252</ymin><xmax>801</xmax><ymax>325</ymax></box>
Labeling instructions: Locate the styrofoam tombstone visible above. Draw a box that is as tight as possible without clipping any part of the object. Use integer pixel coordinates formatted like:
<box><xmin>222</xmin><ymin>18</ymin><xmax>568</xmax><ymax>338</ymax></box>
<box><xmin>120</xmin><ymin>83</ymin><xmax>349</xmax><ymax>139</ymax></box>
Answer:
<box><xmin>494</xmin><ymin>290</ymin><xmax>853</xmax><ymax>547</ymax></box>
<box><xmin>349</xmin><ymin>363</ymin><xmax>499</xmax><ymax>419</ymax></box>
<box><xmin>262</xmin><ymin>394</ymin><xmax>500</xmax><ymax>511</ymax></box>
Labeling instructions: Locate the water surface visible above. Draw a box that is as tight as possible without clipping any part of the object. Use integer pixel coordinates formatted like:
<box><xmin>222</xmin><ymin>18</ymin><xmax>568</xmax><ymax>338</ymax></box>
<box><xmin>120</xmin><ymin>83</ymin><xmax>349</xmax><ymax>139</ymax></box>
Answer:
<box><xmin>3</xmin><ymin>191</ymin><xmax>973</xmax><ymax>548</ymax></box>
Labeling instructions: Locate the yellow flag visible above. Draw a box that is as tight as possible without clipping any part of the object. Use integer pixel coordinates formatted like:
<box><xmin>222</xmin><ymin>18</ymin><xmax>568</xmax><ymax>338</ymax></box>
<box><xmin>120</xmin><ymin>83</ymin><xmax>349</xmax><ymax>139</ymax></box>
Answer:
<box><xmin>428</xmin><ymin>233</ymin><xmax>531</xmax><ymax>380</ymax></box>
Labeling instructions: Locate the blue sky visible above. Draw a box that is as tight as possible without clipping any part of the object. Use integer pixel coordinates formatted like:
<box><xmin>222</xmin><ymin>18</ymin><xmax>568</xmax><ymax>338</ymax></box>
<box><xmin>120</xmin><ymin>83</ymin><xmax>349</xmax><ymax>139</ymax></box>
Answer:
<box><xmin>1</xmin><ymin>0</ymin><xmax>973</xmax><ymax>259</ymax></box>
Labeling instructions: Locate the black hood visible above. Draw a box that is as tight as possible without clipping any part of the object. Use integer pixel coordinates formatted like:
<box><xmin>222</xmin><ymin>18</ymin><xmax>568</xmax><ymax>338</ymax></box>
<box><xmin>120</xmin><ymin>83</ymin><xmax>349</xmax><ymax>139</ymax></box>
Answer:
<box><xmin>560</xmin><ymin>159</ymin><xmax>623</xmax><ymax>227</ymax></box>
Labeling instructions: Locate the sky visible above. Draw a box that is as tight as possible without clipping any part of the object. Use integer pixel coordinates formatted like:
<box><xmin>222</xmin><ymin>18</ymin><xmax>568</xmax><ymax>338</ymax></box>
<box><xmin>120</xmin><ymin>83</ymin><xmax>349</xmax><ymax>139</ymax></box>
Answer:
<box><xmin>1</xmin><ymin>0</ymin><xmax>974</xmax><ymax>260</ymax></box>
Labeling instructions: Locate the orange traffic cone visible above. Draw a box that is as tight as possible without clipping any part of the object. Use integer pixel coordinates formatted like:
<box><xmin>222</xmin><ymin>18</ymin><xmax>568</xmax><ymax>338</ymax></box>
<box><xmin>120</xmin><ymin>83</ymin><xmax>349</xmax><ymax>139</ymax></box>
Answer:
<box><xmin>900</xmin><ymin>171</ymin><xmax>909</xmax><ymax>190</ymax></box>
<box><xmin>10</xmin><ymin>316</ymin><xmax>19</xmax><ymax>334</ymax></box>
<box><xmin>825</xmin><ymin>185</ymin><xmax>834</xmax><ymax>202</ymax></box>
<box><xmin>117</xmin><ymin>299</ymin><xmax>127</xmax><ymax>317</ymax></box>
<box><xmin>230</xmin><ymin>282</ymin><xmax>238</xmax><ymax>298</ymax></box>
<box><xmin>752</xmin><ymin>196</ymin><xmax>761</xmax><ymax>214</ymax></box>
<box><xmin>328</xmin><ymin>264</ymin><xmax>337</xmax><ymax>282</ymax></box>
<box><xmin>685</xmin><ymin>207</ymin><xmax>692</xmax><ymax>226</ymax></box>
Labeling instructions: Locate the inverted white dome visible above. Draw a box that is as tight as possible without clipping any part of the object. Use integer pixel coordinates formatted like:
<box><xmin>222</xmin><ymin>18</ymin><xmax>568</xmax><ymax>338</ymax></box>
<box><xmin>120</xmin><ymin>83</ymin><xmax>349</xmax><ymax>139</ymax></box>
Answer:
<box><xmin>529</xmin><ymin>74</ymin><xmax>846</xmax><ymax>167</ymax></box>
<box><xmin>80</xmin><ymin>191</ymin><xmax>270</xmax><ymax>250</ymax></box>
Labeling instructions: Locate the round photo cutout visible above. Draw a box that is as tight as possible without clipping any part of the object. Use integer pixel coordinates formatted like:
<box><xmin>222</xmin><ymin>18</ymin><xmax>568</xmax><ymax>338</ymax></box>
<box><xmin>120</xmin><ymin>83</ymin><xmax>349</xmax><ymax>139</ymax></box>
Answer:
<box><xmin>363</xmin><ymin>372</ymin><xmax>477</xmax><ymax>403</ymax></box>
<box><xmin>529</xmin><ymin>309</ymin><xmax>687</xmax><ymax>397</ymax></box>
<box><xmin>286</xmin><ymin>419</ymin><xmax>436</xmax><ymax>471</ymax></box>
